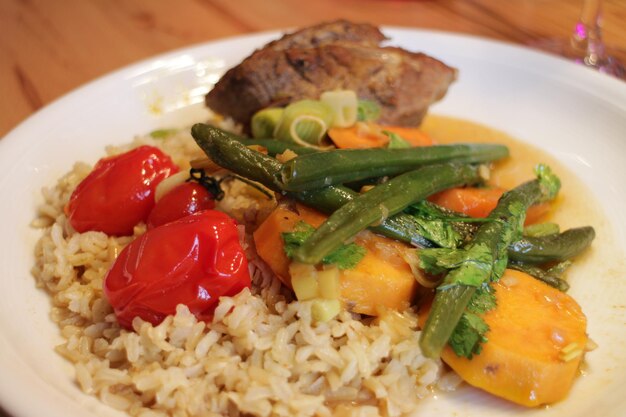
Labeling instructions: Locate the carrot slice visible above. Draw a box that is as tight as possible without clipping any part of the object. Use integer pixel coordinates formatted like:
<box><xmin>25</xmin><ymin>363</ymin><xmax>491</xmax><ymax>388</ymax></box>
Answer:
<box><xmin>328</xmin><ymin>122</ymin><xmax>433</xmax><ymax>149</ymax></box>
<box><xmin>419</xmin><ymin>270</ymin><xmax>588</xmax><ymax>407</ymax></box>
<box><xmin>429</xmin><ymin>187</ymin><xmax>550</xmax><ymax>225</ymax></box>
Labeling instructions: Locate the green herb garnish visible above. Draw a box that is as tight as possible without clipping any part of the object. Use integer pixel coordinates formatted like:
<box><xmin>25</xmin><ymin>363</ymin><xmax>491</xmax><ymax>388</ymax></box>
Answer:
<box><xmin>283</xmin><ymin>221</ymin><xmax>365</xmax><ymax>270</ymax></box>
<box><xmin>356</xmin><ymin>99</ymin><xmax>381</xmax><ymax>122</ymax></box>
<box><xmin>419</xmin><ymin>164</ymin><xmax>561</xmax><ymax>359</ymax></box>
<box><xmin>448</xmin><ymin>284</ymin><xmax>496</xmax><ymax>358</ymax></box>
<box><xmin>383</xmin><ymin>131</ymin><xmax>411</xmax><ymax>149</ymax></box>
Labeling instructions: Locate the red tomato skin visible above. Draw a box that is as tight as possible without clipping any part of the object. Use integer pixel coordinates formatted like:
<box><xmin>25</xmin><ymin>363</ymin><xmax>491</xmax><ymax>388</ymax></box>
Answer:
<box><xmin>103</xmin><ymin>210</ymin><xmax>250</xmax><ymax>329</ymax></box>
<box><xmin>147</xmin><ymin>182</ymin><xmax>216</xmax><ymax>229</ymax></box>
<box><xmin>67</xmin><ymin>145</ymin><xmax>178</xmax><ymax>236</ymax></box>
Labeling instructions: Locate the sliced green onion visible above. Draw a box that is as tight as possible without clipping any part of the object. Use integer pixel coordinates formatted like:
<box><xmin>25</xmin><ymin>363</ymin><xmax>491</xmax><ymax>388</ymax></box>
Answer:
<box><xmin>289</xmin><ymin>115</ymin><xmax>329</xmax><ymax>148</ymax></box>
<box><xmin>274</xmin><ymin>100</ymin><xmax>333</xmax><ymax>147</ymax></box>
<box><xmin>356</xmin><ymin>99</ymin><xmax>381</xmax><ymax>122</ymax></box>
<box><xmin>251</xmin><ymin>107</ymin><xmax>284</xmax><ymax>139</ymax></box>
<box><xmin>149</xmin><ymin>128</ymin><xmax>179</xmax><ymax>139</ymax></box>
<box><xmin>320</xmin><ymin>90</ymin><xmax>358</xmax><ymax>128</ymax></box>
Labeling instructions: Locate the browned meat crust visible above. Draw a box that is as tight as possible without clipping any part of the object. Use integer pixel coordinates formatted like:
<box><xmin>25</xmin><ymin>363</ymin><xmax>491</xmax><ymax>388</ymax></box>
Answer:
<box><xmin>206</xmin><ymin>20</ymin><xmax>456</xmax><ymax>128</ymax></box>
<box><xmin>262</xmin><ymin>19</ymin><xmax>387</xmax><ymax>50</ymax></box>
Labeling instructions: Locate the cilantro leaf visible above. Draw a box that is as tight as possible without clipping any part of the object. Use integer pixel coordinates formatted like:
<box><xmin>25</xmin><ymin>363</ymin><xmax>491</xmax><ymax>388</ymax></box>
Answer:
<box><xmin>467</xmin><ymin>284</ymin><xmax>497</xmax><ymax>314</ymax></box>
<box><xmin>448</xmin><ymin>284</ymin><xmax>496</xmax><ymax>358</ymax></box>
<box><xmin>403</xmin><ymin>201</ymin><xmax>466</xmax><ymax>249</ymax></box>
<box><xmin>535</xmin><ymin>164</ymin><xmax>561</xmax><ymax>202</ymax></box>
<box><xmin>322</xmin><ymin>242</ymin><xmax>366</xmax><ymax>270</ymax></box>
<box><xmin>282</xmin><ymin>221</ymin><xmax>365</xmax><ymax>270</ymax></box>
<box><xmin>383</xmin><ymin>131</ymin><xmax>411</xmax><ymax>149</ymax></box>
<box><xmin>356</xmin><ymin>100</ymin><xmax>381</xmax><ymax>122</ymax></box>
<box><xmin>283</xmin><ymin>221</ymin><xmax>315</xmax><ymax>259</ymax></box>
<box><xmin>448</xmin><ymin>312</ymin><xmax>489</xmax><ymax>359</ymax></box>
<box><xmin>419</xmin><ymin>243</ymin><xmax>494</xmax><ymax>287</ymax></box>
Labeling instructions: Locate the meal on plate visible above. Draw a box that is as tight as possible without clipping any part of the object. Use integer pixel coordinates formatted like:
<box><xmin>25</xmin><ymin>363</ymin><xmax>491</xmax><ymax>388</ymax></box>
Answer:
<box><xmin>32</xmin><ymin>20</ymin><xmax>596</xmax><ymax>417</ymax></box>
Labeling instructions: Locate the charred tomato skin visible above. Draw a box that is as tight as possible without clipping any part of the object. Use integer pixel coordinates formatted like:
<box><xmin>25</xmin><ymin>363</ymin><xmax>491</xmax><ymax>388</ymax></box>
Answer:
<box><xmin>147</xmin><ymin>182</ymin><xmax>216</xmax><ymax>229</ymax></box>
<box><xmin>67</xmin><ymin>145</ymin><xmax>179</xmax><ymax>236</ymax></box>
<box><xmin>103</xmin><ymin>210</ymin><xmax>250</xmax><ymax>329</ymax></box>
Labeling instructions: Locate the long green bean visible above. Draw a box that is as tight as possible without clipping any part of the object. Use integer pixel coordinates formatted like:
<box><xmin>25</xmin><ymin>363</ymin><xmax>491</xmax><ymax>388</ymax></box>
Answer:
<box><xmin>191</xmin><ymin>124</ymin><xmax>584</xmax><ymax>263</ymax></box>
<box><xmin>507</xmin><ymin>262</ymin><xmax>570</xmax><ymax>291</ymax></box>
<box><xmin>192</xmin><ymin>125</ymin><xmax>284</xmax><ymax>191</ymax></box>
<box><xmin>280</xmin><ymin>144</ymin><xmax>509</xmax><ymax>191</ymax></box>
<box><xmin>508</xmin><ymin>226</ymin><xmax>595</xmax><ymax>264</ymax></box>
<box><xmin>192</xmin><ymin>123</ymin><xmax>442</xmax><ymax>247</ymax></box>
<box><xmin>292</xmin><ymin>164</ymin><xmax>481</xmax><ymax>265</ymax></box>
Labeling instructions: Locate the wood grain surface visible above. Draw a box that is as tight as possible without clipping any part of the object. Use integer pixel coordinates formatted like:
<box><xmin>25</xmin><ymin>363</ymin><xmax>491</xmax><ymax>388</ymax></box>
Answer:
<box><xmin>1</xmin><ymin>0</ymin><xmax>625</xmax><ymax>138</ymax></box>
<box><xmin>0</xmin><ymin>1</ymin><xmax>625</xmax><ymax>416</ymax></box>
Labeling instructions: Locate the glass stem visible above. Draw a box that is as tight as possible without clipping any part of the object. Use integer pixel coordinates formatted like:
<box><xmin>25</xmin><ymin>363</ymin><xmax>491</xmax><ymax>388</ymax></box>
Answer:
<box><xmin>571</xmin><ymin>0</ymin><xmax>608</xmax><ymax>68</ymax></box>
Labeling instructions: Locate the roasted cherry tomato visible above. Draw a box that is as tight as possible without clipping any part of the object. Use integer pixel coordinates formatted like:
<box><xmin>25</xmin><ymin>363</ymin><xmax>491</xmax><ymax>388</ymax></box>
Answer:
<box><xmin>67</xmin><ymin>145</ymin><xmax>178</xmax><ymax>236</ymax></box>
<box><xmin>103</xmin><ymin>210</ymin><xmax>250</xmax><ymax>329</ymax></box>
<box><xmin>147</xmin><ymin>182</ymin><xmax>216</xmax><ymax>229</ymax></box>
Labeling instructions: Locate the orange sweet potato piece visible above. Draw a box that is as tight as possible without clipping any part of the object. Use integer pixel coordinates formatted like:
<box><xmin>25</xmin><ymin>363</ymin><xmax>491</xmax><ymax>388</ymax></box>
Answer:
<box><xmin>419</xmin><ymin>269</ymin><xmax>588</xmax><ymax>407</ymax></box>
<box><xmin>328</xmin><ymin>123</ymin><xmax>433</xmax><ymax>149</ymax></box>
<box><xmin>252</xmin><ymin>204</ymin><xmax>327</xmax><ymax>287</ymax></box>
<box><xmin>340</xmin><ymin>230</ymin><xmax>417</xmax><ymax>315</ymax></box>
<box><xmin>429</xmin><ymin>187</ymin><xmax>550</xmax><ymax>225</ymax></box>
<box><xmin>253</xmin><ymin>204</ymin><xmax>418</xmax><ymax>315</ymax></box>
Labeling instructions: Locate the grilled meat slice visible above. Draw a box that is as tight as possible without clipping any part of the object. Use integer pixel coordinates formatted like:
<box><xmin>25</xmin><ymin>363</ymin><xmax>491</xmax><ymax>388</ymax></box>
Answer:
<box><xmin>263</xmin><ymin>19</ymin><xmax>387</xmax><ymax>50</ymax></box>
<box><xmin>206</xmin><ymin>21</ymin><xmax>456</xmax><ymax>128</ymax></box>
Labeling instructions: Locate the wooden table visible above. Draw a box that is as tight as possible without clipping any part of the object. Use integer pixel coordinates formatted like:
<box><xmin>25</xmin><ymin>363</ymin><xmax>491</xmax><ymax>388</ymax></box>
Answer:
<box><xmin>1</xmin><ymin>0</ymin><xmax>625</xmax><ymax>138</ymax></box>
<box><xmin>0</xmin><ymin>1</ymin><xmax>624</xmax><ymax>416</ymax></box>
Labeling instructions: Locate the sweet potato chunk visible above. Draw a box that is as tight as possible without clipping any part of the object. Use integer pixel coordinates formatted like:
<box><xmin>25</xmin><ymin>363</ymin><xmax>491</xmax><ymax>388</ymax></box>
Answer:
<box><xmin>420</xmin><ymin>269</ymin><xmax>588</xmax><ymax>406</ymax></box>
<box><xmin>253</xmin><ymin>204</ymin><xmax>418</xmax><ymax>315</ymax></box>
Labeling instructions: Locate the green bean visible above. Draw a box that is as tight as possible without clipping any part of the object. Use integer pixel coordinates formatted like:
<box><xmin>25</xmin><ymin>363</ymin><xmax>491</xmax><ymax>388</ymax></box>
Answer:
<box><xmin>280</xmin><ymin>144</ymin><xmax>509</xmax><ymax>191</ymax></box>
<box><xmin>508</xmin><ymin>262</ymin><xmax>570</xmax><ymax>292</ymax></box>
<box><xmin>292</xmin><ymin>163</ymin><xmax>481</xmax><ymax>265</ymax></box>
<box><xmin>419</xmin><ymin>165</ymin><xmax>561</xmax><ymax>358</ymax></box>
<box><xmin>295</xmin><ymin>185</ymin><xmax>438</xmax><ymax>247</ymax></box>
<box><xmin>508</xmin><ymin>226</ymin><xmax>595</xmax><ymax>264</ymax></box>
<box><xmin>192</xmin><ymin>124</ymin><xmax>284</xmax><ymax>191</ymax></box>
<box><xmin>191</xmin><ymin>124</ymin><xmax>450</xmax><ymax>248</ymax></box>
<box><xmin>522</xmin><ymin>222</ymin><xmax>560</xmax><ymax>237</ymax></box>
<box><xmin>191</xmin><ymin>124</ymin><xmax>588</xmax><ymax>265</ymax></box>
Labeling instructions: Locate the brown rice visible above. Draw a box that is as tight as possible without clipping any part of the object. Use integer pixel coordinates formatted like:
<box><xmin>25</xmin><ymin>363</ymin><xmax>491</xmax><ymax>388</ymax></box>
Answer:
<box><xmin>31</xmin><ymin>127</ymin><xmax>458</xmax><ymax>417</ymax></box>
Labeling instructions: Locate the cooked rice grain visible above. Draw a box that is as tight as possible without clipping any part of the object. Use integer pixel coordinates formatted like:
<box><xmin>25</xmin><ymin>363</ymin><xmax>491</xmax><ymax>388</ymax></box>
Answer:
<box><xmin>32</xmin><ymin>128</ymin><xmax>454</xmax><ymax>417</ymax></box>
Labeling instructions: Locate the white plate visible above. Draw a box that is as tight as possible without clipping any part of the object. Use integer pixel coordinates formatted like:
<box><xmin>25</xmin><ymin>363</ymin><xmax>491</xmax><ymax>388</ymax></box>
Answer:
<box><xmin>0</xmin><ymin>28</ymin><xmax>625</xmax><ymax>417</ymax></box>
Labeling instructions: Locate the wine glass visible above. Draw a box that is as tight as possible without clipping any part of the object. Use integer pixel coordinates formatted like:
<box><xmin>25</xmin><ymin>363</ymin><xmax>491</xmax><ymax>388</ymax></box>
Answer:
<box><xmin>571</xmin><ymin>0</ymin><xmax>624</xmax><ymax>77</ymax></box>
<box><xmin>533</xmin><ymin>0</ymin><xmax>625</xmax><ymax>80</ymax></box>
